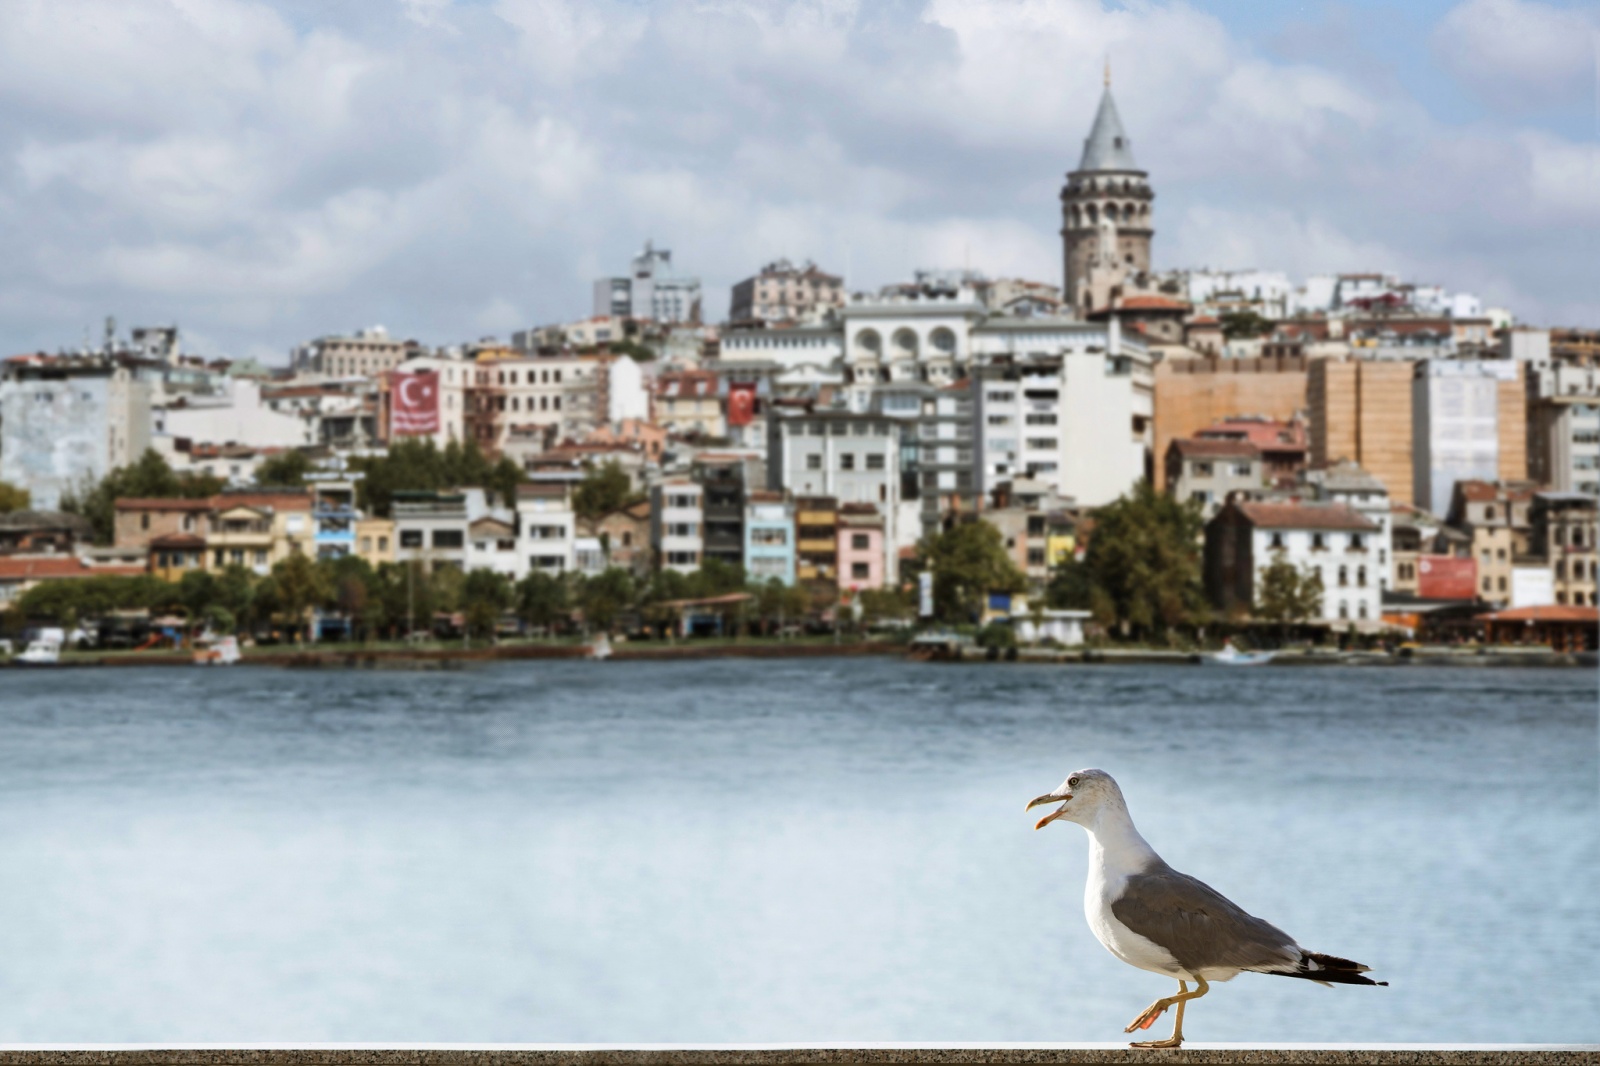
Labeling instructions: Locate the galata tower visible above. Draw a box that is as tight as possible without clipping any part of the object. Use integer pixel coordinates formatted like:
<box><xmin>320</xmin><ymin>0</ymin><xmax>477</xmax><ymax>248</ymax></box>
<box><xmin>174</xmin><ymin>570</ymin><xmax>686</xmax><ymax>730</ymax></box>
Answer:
<box><xmin>1060</xmin><ymin>67</ymin><xmax>1154</xmax><ymax>313</ymax></box>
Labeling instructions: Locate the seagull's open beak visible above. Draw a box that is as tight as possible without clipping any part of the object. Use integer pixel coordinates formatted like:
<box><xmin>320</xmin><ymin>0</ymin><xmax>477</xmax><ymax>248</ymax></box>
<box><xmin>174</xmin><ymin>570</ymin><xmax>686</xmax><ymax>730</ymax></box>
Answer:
<box><xmin>1026</xmin><ymin>791</ymin><xmax>1072</xmax><ymax>830</ymax></box>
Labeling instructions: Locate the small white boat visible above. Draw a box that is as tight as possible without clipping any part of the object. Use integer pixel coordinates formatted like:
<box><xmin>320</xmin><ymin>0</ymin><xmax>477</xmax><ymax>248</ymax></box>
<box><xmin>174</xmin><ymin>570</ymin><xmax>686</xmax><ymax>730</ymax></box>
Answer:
<box><xmin>1204</xmin><ymin>641</ymin><xmax>1275</xmax><ymax>666</ymax></box>
<box><xmin>193</xmin><ymin>634</ymin><xmax>241</xmax><ymax>665</ymax></box>
<box><xmin>15</xmin><ymin>635</ymin><xmax>63</xmax><ymax>666</ymax></box>
<box><xmin>586</xmin><ymin>634</ymin><xmax>613</xmax><ymax>661</ymax></box>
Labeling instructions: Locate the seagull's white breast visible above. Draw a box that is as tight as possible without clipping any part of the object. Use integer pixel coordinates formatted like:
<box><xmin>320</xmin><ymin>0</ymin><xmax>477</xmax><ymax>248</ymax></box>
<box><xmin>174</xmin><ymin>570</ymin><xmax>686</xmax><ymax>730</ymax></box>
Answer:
<box><xmin>1084</xmin><ymin>848</ymin><xmax>1185</xmax><ymax>979</ymax></box>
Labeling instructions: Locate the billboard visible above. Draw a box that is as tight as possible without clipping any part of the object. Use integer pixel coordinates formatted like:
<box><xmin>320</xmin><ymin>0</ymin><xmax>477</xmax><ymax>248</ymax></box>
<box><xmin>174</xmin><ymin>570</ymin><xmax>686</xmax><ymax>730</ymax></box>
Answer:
<box><xmin>392</xmin><ymin>370</ymin><xmax>440</xmax><ymax>435</ymax></box>
<box><xmin>727</xmin><ymin>382</ymin><xmax>757</xmax><ymax>428</ymax></box>
<box><xmin>1416</xmin><ymin>555</ymin><xmax>1476</xmax><ymax>600</ymax></box>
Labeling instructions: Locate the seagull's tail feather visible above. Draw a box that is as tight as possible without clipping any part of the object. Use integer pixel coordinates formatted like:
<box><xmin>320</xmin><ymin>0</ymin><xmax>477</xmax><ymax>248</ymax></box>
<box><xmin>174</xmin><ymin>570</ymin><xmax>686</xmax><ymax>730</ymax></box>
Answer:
<box><xmin>1266</xmin><ymin>951</ymin><xmax>1388</xmax><ymax>987</ymax></box>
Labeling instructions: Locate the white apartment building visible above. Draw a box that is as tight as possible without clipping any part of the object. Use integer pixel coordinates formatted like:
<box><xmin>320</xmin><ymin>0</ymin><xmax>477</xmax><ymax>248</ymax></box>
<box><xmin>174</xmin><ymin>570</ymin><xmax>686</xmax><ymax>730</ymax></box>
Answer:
<box><xmin>0</xmin><ymin>358</ymin><xmax>152</xmax><ymax>510</ymax></box>
<box><xmin>651</xmin><ymin>480</ymin><xmax>704</xmax><ymax>573</ymax></box>
<box><xmin>516</xmin><ymin>484</ymin><xmax>576</xmax><ymax>575</ymax></box>
<box><xmin>1411</xmin><ymin>360</ymin><xmax>1519</xmax><ymax>518</ymax></box>
<box><xmin>766</xmin><ymin>410</ymin><xmax>905</xmax><ymax>581</ymax></box>
<box><xmin>466</xmin><ymin>514</ymin><xmax>521</xmax><ymax>580</ymax></box>
<box><xmin>593</xmin><ymin>242</ymin><xmax>701</xmax><ymax>324</ymax></box>
<box><xmin>156</xmin><ymin>378</ymin><xmax>312</xmax><ymax>450</ymax></box>
<box><xmin>1528</xmin><ymin>361</ymin><xmax>1600</xmax><ymax>496</ymax></box>
<box><xmin>1305</xmin><ymin>461</ymin><xmax>1393</xmax><ymax>592</ymax></box>
<box><xmin>1207</xmin><ymin>500</ymin><xmax>1384</xmax><ymax>626</ymax></box>
<box><xmin>292</xmin><ymin>326</ymin><xmax>420</xmax><ymax>378</ymax></box>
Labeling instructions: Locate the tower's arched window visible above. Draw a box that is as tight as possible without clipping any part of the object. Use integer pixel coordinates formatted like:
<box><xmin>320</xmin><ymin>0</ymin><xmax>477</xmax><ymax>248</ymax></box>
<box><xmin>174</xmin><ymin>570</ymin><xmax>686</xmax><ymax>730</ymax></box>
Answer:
<box><xmin>1085</xmin><ymin>203</ymin><xmax>1098</xmax><ymax>224</ymax></box>
<box><xmin>1069</xmin><ymin>206</ymin><xmax>1081</xmax><ymax>228</ymax></box>
<box><xmin>1104</xmin><ymin>203</ymin><xmax>1118</xmax><ymax>222</ymax></box>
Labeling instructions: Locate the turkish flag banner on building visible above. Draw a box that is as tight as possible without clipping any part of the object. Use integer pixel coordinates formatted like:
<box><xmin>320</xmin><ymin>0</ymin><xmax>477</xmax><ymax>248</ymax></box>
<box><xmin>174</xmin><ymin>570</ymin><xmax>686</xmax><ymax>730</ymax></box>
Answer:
<box><xmin>392</xmin><ymin>370</ymin><xmax>441</xmax><ymax>435</ymax></box>
<box><xmin>727</xmin><ymin>382</ymin><xmax>757</xmax><ymax>427</ymax></box>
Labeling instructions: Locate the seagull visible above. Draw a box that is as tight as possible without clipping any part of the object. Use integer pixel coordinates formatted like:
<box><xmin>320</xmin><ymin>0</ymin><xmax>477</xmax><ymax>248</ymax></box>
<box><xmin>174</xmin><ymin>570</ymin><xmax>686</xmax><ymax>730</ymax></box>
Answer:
<box><xmin>1027</xmin><ymin>768</ymin><xmax>1386</xmax><ymax>1049</ymax></box>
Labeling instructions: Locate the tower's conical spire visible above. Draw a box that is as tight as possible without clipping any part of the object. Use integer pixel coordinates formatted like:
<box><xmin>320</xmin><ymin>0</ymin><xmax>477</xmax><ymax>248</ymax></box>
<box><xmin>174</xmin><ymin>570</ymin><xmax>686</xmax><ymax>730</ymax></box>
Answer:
<box><xmin>1078</xmin><ymin>81</ymin><xmax>1138</xmax><ymax>172</ymax></box>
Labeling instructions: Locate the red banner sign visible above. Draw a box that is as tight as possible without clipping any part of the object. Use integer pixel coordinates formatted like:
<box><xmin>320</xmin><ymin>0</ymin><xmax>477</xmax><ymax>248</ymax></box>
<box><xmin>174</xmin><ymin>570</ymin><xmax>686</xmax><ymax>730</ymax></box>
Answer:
<box><xmin>727</xmin><ymin>381</ymin><xmax>757</xmax><ymax>427</ymax></box>
<box><xmin>392</xmin><ymin>370</ymin><xmax>440</xmax><ymax>435</ymax></box>
<box><xmin>1417</xmin><ymin>555</ymin><xmax>1476</xmax><ymax>600</ymax></box>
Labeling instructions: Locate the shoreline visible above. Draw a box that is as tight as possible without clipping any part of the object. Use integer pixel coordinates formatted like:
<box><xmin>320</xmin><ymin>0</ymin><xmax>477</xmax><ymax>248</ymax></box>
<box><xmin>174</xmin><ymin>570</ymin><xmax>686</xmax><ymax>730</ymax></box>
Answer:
<box><xmin>1</xmin><ymin>641</ymin><xmax>1591</xmax><ymax>669</ymax></box>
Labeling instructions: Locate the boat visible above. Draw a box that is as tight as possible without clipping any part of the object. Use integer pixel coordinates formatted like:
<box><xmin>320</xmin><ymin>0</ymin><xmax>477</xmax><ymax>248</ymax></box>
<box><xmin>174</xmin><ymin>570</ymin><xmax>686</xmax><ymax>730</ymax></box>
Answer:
<box><xmin>1204</xmin><ymin>640</ymin><xmax>1275</xmax><ymax>666</ymax></box>
<box><xmin>193</xmin><ymin>634</ymin><xmax>241</xmax><ymax>665</ymax></box>
<box><xmin>15</xmin><ymin>630</ymin><xmax>63</xmax><ymax>666</ymax></box>
<box><xmin>586</xmin><ymin>634</ymin><xmax>613</xmax><ymax>660</ymax></box>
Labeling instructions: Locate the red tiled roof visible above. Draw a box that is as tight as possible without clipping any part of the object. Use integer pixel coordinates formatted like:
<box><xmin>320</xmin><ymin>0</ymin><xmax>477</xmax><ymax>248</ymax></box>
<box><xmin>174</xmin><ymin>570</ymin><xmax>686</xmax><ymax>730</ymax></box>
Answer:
<box><xmin>1477</xmin><ymin>605</ymin><xmax>1599</xmax><ymax>624</ymax></box>
<box><xmin>213</xmin><ymin>492</ymin><xmax>311</xmax><ymax>511</ymax></box>
<box><xmin>0</xmin><ymin>557</ymin><xmax>143</xmax><ymax>581</ymax></box>
<box><xmin>1234</xmin><ymin>501</ymin><xmax>1378</xmax><ymax>532</ymax></box>
<box><xmin>1118</xmin><ymin>295</ymin><xmax>1191</xmax><ymax>311</ymax></box>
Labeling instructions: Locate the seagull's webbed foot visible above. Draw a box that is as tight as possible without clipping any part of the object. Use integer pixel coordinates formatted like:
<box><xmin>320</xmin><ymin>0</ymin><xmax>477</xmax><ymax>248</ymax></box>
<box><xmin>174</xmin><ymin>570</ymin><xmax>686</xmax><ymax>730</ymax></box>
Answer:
<box><xmin>1125</xmin><ymin>977</ymin><xmax>1206</xmax><ymax>1051</ymax></box>
<box><xmin>1123</xmin><ymin>999</ymin><xmax>1171</xmax><ymax>1034</ymax></box>
<box><xmin>1129</xmin><ymin>1037</ymin><xmax>1183</xmax><ymax>1050</ymax></box>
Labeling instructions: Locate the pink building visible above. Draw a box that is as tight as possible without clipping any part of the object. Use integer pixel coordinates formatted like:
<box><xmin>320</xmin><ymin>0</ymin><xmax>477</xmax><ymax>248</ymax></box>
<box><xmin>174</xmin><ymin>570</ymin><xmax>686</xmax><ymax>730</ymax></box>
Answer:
<box><xmin>836</xmin><ymin>504</ymin><xmax>885</xmax><ymax>592</ymax></box>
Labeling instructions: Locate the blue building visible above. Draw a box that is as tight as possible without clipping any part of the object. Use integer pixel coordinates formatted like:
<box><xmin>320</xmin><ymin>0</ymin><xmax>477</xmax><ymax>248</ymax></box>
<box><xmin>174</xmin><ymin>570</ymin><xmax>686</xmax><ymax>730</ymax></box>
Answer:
<box><xmin>744</xmin><ymin>491</ymin><xmax>796</xmax><ymax>586</ymax></box>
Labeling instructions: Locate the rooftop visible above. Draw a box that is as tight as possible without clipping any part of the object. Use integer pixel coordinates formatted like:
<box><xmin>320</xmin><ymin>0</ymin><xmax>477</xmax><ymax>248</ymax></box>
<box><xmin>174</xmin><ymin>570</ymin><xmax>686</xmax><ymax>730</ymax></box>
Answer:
<box><xmin>1234</xmin><ymin>501</ymin><xmax>1380</xmax><ymax>532</ymax></box>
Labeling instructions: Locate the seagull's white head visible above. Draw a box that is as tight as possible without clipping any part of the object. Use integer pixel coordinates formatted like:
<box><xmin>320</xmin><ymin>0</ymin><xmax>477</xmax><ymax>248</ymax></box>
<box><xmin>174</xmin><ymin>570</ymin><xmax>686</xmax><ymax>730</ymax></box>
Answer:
<box><xmin>1025</xmin><ymin>767</ymin><xmax>1124</xmax><ymax>830</ymax></box>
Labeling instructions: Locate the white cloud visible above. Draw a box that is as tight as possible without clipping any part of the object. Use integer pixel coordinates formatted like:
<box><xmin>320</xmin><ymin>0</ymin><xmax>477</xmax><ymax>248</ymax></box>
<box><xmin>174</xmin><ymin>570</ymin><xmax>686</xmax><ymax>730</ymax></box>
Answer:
<box><xmin>0</xmin><ymin>0</ymin><xmax>1592</xmax><ymax>359</ymax></box>
<box><xmin>1432</xmin><ymin>0</ymin><xmax>1598</xmax><ymax>111</ymax></box>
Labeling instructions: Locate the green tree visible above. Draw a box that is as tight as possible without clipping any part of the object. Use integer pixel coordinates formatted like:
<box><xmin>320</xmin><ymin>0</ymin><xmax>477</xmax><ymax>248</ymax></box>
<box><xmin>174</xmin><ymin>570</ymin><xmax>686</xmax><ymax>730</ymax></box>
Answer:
<box><xmin>462</xmin><ymin>568</ymin><xmax>514</xmax><ymax>640</ymax></box>
<box><xmin>254</xmin><ymin>450</ymin><xmax>314</xmax><ymax>487</ymax></box>
<box><xmin>572</xmin><ymin>460</ymin><xmax>639</xmax><ymax>522</ymax></box>
<box><xmin>1254</xmin><ymin>551</ymin><xmax>1325</xmax><ymax>636</ymax></box>
<box><xmin>267</xmin><ymin>552</ymin><xmax>332</xmax><ymax>641</ymax></box>
<box><xmin>0</xmin><ymin>480</ymin><xmax>30</xmax><ymax>513</ymax></box>
<box><xmin>61</xmin><ymin>449</ymin><xmax>223</xmax><ymax>544</ymax></box>
<box><xmin>352</xmin><ymin>437</ymin><xmax>522</xmax><ymax>516</ymax></box>
<box><xmin>1067</xmin><ymin>481</ymin><xmax>1208</xmax><ymax>641</ymax></box>
<box><xmin>516</xmin><ymin>570</ymin><xmax>569</xmax><ymax>633</ymax></box>
<box><xmin>858</xmin><ymin>586</ymin><xmax>914</xmax><ymax>625</ymax></box>
<box><xmin>1219</xmin><ymin>309</ymin><xmax>1274</xmax><ymax>340</ymax></box>
<box><xmin>578</xmin><ymin>567</ymin><xmax>636</xmax><ymax>633</ymax></box>
<box><xmin>918</xmin><ymin>519</ymin><xmax>1026</xmax><ymax>623</ymax></box>
<box><xmin>752</xmin><ymin>578</ymin><xmax>810</xmax><ymax>633</ymax></box>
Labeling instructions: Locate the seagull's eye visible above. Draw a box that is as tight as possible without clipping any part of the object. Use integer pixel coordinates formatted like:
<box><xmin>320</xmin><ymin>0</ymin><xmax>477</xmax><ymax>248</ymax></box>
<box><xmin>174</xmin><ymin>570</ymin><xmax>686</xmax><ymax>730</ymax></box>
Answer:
<box><xmin>1068</xmin><ymin>776</ymin><xmax>1080</xmax><ymax>787</ymax></box>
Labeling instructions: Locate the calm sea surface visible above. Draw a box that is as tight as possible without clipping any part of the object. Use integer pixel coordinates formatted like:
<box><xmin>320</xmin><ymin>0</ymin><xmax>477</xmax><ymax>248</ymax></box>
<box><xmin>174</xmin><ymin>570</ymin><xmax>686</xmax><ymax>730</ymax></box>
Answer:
<box><xmin>0</xmin><ymin>659</ymin><xmax>1593</xmax><ymax>1043</ymax></box>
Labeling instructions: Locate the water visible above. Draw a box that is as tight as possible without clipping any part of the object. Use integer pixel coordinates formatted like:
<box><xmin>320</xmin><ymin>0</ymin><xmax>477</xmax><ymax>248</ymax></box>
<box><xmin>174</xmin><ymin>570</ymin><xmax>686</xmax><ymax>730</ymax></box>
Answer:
<box><xmin>0</xmin><ymin>660</ymin><xmax>1593</xmax><ymax>1043</ymax></box>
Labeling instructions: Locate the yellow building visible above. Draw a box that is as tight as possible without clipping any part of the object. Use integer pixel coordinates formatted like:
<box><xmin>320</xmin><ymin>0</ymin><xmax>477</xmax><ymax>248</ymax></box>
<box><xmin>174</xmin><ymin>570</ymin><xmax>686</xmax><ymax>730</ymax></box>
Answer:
<box><xmin>148</xmin><ymin>533</ymin><xmax>208</xmax><ymax>582</ymax></box>
<box><xmin>355</xmin><ymin>517</ymin><xmax>396</xmax><ymax>567</ymax></box>
<box><xmin>204</xmin><ymin>493</ymin><xmax>314</xmax><ymax>574</ymax></box>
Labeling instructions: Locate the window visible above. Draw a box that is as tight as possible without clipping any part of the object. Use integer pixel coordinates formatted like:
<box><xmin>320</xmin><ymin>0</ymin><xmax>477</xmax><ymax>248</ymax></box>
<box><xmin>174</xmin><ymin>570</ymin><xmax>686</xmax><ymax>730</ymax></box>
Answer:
<box><xmin>667</xmin><ymin>523</ymin><xmax>697</xmax><ymax>537</ymax></box>
<box><xmin>866</xmin><ymin>454</ymin><xmax>885</xmax><ymax>471</ymax></box>
<box><xmin>1193</xmin><ymin>462</ymin><xmax>1214</xmax><ymax>477</ymax></box>
<box><xmin>253</xmin><ymin>550</ymin><xmax>267</xmax><ymax>566</ymax></box>
<box><xmin>1311</xmin><ymin>532</ymin><xmax>1326</xmax><ymax>550</ymax></box>
<box><xmin>1269</xmin><ymin>532</ymin><xmax>1285</xmax><ymax>549</ymax></box>
<box><xmin>1025</xmin><ymin>413</ymin><xmax>1057</xmax><ymax>426</ymax></box>
<box><xmin>987</xmin><ymin>391</ymin><xmax>1014</xmax><ymax>403</ymax></box>
<box><xmin>378</xmin><ymin>537</ymin><xmax>388</xmax><ymax>551</ymax></box>
<box><xmin>1027</xmin><ymin>437</ymin><xmax>1056</xmax><ymax>451</ymax></box>
<box><xmin>1482</xmin><ymin>577</ymin><xmax>1492</xmax><ymax>592</ymax></box>
<box><xmin>666</xmin><ymin>551</ymin><xmax>697</xmax><ymax>566</ymax></box>
<box><xmin>1486</xmin><ymin>505</ymin><xmax>1496</xmax><ymax>520</ymax></box>
<box><xmin>987</xmin><ymin>415</ymin><xmax>1011</xmax><ymax>426</ymax></box>
<box><xmin>806</xmin><ymin>454</ymin><xmax>822</xmax><ymax>470</ymax></box>
<box><xmin>851</xmin><ymin>533</ymin><xmax>870</xmax><ymax>550</ymax></box>
<box><xmin>360</xmin><ymin>537</ymin><xmax>372</xmax><ymax>553</ymax></box>
<box><xmin>1028</xmin><ymin>548</ymin><xmax>1046</xmax><ymax>566</ymax></box>
<box><xmin>1338</xmin><ymin>602</ymin><xmax>1349</xmax><ymax>619</ymax></box>
<box><xmin>1350</xmin><ymin>534</ymin><xmax>1365</xmax><ymax>550</ymax></box>
<box><xmin>1338</xmin><ymin>565</ymin><xmax>1349</xmax><ymax>587</ymax></box>
<box><xmin>752</xmin><ymin>528</ymin><xmax>787</xmax><ymax>546</ymax></box>
<box><xmin>432</xmin><ymin>530</ymin><xmax>464</xmax><ymax>549</ymax></box>
<box><xmin>1497</xmin><ymin>576</ymin><xmax>1507</xmax><ymax>592</ymax></box>
<box><xmin>141</xmin><ymin>514</ymin><xmax>150</xmax><ymax>531</ymax></box>
<box><xmin>840</xmin><ymin>453</ymin><xmax>855</xmax><ymax>471</ymax></box>
<box><xmin>1357</xmin><ymin>566</ymin><xmax>1367</xmax><ymax>587</ymax></box>
<box><xmin>400</xmin><ymin>530</ymin><xmax>424</xmax><ymax>548</ymax></box>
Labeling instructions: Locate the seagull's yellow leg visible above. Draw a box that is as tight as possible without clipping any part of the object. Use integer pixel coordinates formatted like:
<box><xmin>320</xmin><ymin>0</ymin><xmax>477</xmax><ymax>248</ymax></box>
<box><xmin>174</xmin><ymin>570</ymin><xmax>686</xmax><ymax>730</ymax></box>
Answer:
<box><xmin>1127</xmin><ymin>975</ymin><xmax>1210</xmax><ymax>1049</ymax></box>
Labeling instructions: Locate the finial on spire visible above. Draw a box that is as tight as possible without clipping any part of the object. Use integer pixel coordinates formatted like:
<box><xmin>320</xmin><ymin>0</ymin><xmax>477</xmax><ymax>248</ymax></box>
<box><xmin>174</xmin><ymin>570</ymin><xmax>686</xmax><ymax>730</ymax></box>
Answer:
<box><xmin>1104</xmin><ymin>55</ymin><xmax>1111</xmax><ymax>88</ymax></box>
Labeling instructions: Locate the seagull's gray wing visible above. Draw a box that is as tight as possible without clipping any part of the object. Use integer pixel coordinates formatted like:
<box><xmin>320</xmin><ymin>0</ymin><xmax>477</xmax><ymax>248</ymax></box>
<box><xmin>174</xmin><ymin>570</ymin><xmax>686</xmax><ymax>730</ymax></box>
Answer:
<box><xmin>1110</xmin><ymin>859</ymin><xmax>1300</xmax><ymax>975</ymax></box>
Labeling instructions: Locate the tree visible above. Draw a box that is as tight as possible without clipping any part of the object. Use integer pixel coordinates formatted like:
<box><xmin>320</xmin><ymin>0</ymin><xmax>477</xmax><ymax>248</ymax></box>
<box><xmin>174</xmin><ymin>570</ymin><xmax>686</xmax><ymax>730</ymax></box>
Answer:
<box><xmin>1254</xmin><ymin>551</ymin><xmax>1325</xmax><ymax>637</ymax></box>
<box><xmin>516</xmin><ymin>570</ymin><xmax>569</xmax><ymax>632</ymax></box>
<box><xmin>1061</xmin><ymin>481</ymin><xmax>1208</xmax><ymax>641</ymax></box>
<box><xmin>61</xmin><ymin>449</ymin><xmax>223</xmax><ymax>544</ymax></box>
<box><xmin>254</xmin><ymin>450</ymin><xmax>314</xmax><ymax>488</ymax></box>
<box><xmin>462</xmin><ymin>568</ymin><xmax>514</xmax><ymax>639</ymax></box>
<box><xmin>918</xmin><ymin>520</ymin><xmax>1026</xmax><ymax>624</ymax></box>
<box><xmin>352</xmin><ymin>437</ymin><xmax>522</xmax><ymax>516</ymax></box>
<box><xmin>267</xmin><ymin>552</ymin><xmax>332</xmax><ymax>640</ymax></box>
<box><xmin>572</xmin><ymin>460</ymin><xmax>639</xmax><ymax>522</ymax></box>
<box><xmin>858</xmin><ymin>586</ymin><xmax>914</xmax><ymax>625</ymax></box>
<box><xmin>1220</xmin><ymin>309</ymin><xmax>1274</xmax><ymax>340</ymax></box>
<box><xmin>0</xmin><ymin>480</ymin><xmax>30</xmax><ymax>513</ymax></box>
<box><xmin>578</xmin><ymin>567</ymin><xmax>636</xmax><ymax>633</ymax></box>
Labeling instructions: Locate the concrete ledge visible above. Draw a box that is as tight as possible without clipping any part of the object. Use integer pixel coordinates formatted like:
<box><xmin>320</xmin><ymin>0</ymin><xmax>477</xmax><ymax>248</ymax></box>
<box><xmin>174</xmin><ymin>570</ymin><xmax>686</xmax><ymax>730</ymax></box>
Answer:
<box><xmin>0</xmin><ymin>1047</ymin><xmax>1592</xmax><ymax>1065</ymax></box>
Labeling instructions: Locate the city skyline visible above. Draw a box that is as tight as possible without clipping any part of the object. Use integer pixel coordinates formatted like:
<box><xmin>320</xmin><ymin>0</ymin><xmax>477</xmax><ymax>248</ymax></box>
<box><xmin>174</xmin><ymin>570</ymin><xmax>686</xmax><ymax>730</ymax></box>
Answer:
<box><xmin>0</xmin><ymin>0</ymin><xmax>1594</xmax><ymax>362</ymax></box>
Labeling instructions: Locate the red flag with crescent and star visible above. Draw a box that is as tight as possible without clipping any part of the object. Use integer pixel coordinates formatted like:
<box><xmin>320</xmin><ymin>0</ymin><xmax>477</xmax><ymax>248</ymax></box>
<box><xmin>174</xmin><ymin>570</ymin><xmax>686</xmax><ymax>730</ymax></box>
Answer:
<box><xmin>727</xmin><ymin>381</ymin><xmax>757</xmax><ymax>427</ymax></box>
<box><xmin>392</xmin><ymin>370</ymin><xmax>441</xmax><ymax>435</ymax></box>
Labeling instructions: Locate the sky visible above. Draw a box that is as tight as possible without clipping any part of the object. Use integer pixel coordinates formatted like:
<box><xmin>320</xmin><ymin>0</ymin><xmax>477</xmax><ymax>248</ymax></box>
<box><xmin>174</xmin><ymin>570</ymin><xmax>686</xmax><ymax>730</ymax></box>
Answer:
<box><xmin>0</xmin><ymin>0</ymin><xmax>1594</xmax><ymax>364</ymax></box>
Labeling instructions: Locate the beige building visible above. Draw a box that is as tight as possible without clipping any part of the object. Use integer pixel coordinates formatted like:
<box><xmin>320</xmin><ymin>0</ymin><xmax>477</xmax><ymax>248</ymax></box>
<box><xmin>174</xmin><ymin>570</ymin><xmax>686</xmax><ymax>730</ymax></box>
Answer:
<box><xmin>1531</xmin><ymin>492</ymin><xmax>1598</xmax><ymax>607</ymax></box>
<box><xmin>464</xmin><ymin>354</ymin><xmax>605</xmax><ymax>458</ymax></box>
<box><xmin>1307</xmin><ymin>358</ymin><xmax>1415</xmax><ymax>505</ymax></box>
<box><xmin>1153</xmin><ymin>357</ymin><xmax>1308</xmax><ymax>490</ymax></box>
<box><xmin>1446</xmin><ymin>480</ymin><xmax>1536</xmax><ymax>606</ymax></box>
<box><xmin>729</xmin><ymin>260</ymin><xmax>844</xmax><ymax>325</ymax></box>
<box><xmin>355</xmin><ymin>517</ymin><xmax>395</xmax><ymax>566</ymax></box>
<box><xmin>298</xmin><ymin>327</ymin><xmax>421</xmax><ymax>378</ymax></box>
